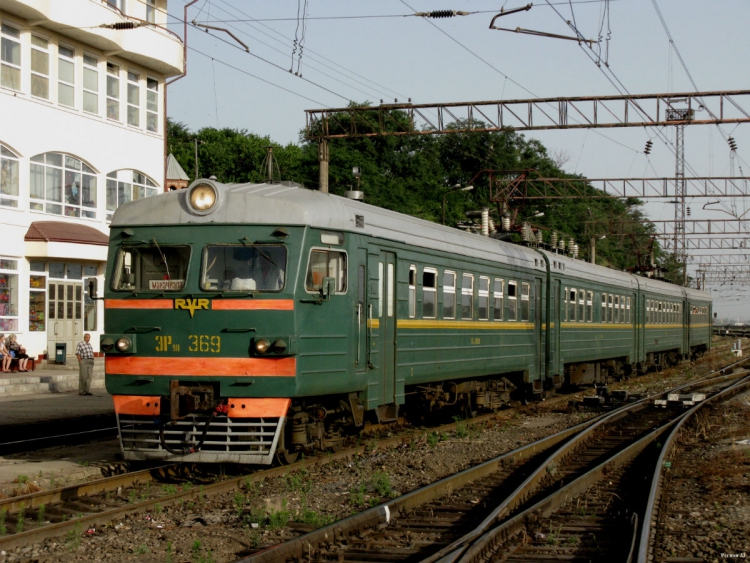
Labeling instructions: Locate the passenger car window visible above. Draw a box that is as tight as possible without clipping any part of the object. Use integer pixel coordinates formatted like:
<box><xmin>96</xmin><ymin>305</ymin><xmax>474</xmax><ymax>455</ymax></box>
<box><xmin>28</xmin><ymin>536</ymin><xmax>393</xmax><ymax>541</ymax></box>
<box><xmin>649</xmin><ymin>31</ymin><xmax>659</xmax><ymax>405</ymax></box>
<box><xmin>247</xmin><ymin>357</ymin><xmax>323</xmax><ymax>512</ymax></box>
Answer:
<box><xmin>461</xmin><ymin>273</ymin><xmax>474</xmax><ymax>320</ymax></box>
<box><xmin>520</xmin><ymin>282</ymin><xmax>530</xmax><ymax>321</ymax></box>
<box><xmin>113</xmin><ymin>244</ymin><xmax>190</xmax><ymax>291</ymax></box>
<box><xmin>478</xmin><ymin>276</ymin><xmax>490</xmax><ymax>320</ymax></box>
<box><xmin>493</xmin><ymin>278</ymin><xmax>504</xmax><ymax>321</ymax></box>
<box><xmin>507</xmin><ymin>281</ymin><xmax>518</xmax><ymax>321</ymax></box>
<box><xmin>423</xmin><ymin>269</ymin><xmax>437</xmax><ymax>319</ymax></box>
<box><xmin>443</xmin><ymin>271</ymin><xmax>456</xmax><ymax>319</ymax></box>
<box><xmin>305</xmin><ymin>249</ymin><xmax>346</xmax><ymax>293</ymax></box>
<box><xmin>202</xmin><ymin>245</ymin><xmax>286</xmax><ymax>291</ymax></box>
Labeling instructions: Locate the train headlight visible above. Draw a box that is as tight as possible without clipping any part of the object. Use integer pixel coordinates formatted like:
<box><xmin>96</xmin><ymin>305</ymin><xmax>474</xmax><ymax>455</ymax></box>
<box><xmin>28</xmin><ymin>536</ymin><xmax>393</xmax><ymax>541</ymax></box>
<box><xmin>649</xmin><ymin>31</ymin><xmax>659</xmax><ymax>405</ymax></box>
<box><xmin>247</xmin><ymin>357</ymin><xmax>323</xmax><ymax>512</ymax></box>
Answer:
<box><xmin>101</xmin><ymin>337</ymin><xmax>115</xmax><ymax>352</ymax></box>
<box><xmin>188</xmin><ymin>183</ymin><xmax>217</xmax><ymax>212</ymax></box>
<box><xmin>254</xmin><ymin>338</ymin><xmax>271</xmax><ymax>354</ymax></box>
<box><xmin>115</xmin><ymin>337</ymin><xmax>132</xmax><ymax>352</ymax></box>
<box><xmin>271</xmin><ymin>339</ymin><xmax>288</xmax><ymax>353</ymax></box>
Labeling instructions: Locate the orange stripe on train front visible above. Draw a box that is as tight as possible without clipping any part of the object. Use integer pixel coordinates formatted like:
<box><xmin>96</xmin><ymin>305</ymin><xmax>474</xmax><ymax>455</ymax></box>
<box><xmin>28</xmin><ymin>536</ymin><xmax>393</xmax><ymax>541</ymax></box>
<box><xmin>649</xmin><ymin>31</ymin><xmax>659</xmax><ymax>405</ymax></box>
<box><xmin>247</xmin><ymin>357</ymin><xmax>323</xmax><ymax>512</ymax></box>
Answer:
<box><xmin>227</xmin><ymin>398</ymin><xmax>291</xmax><ymax>418</ymax></box>
<box><xmin>105</xmin><ymin>299</ymin><xmax>173</xmax><ymax>309</ymax></box>
<box><xmin>113</xmin><ymin>395</ymin><xmax>161</xmax><ymax>415</ymax></box>
<box><xmin>211</xmin><ymin>299</ymin><xmax>294</xmax><ymax>311</ymax></box>
<box><xmin>106</xmin><ymin>356</ymin><xmax>296</xmax><ymax>377</ymax></box>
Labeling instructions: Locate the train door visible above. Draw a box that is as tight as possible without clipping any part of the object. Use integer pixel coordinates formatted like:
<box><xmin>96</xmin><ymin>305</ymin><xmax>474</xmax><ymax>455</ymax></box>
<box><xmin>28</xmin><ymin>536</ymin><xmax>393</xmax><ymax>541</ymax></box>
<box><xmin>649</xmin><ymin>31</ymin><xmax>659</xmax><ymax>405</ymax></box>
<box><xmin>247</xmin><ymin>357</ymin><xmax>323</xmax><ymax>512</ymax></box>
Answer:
<box><xmin>366</xmin><ymin>250</ymin><xmax>398</xmax><ymax>421</ymax></box>
<box><xmin>534</xmin><ymin>278</ymin><xmax>543</xmax><ymax>385</ymax></box>
<box><xmin>547</xmin><ymin>279</ymin><xmax>559</xmax><ymax>387</ymax></box>
<box><xmin>355</xmin><ymin>250</ymin><xmax>368</xmax><ymax>375</ymax></box>
<box><xmin>47</xmin><ymin>280</ymin><xmax>83</xmax><ymax>358</ymax></box>
<box><xmin>682</xmin><ymin>299</ymin><xmax>689</xmax><ymax>360</ymax></box>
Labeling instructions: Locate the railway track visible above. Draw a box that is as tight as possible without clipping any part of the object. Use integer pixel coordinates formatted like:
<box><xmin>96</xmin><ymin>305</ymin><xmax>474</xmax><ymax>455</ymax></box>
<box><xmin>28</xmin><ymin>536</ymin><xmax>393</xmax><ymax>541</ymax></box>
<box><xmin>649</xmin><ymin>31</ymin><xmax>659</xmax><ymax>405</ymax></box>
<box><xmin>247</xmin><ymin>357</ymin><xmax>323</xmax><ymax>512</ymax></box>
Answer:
<box><xmin>237</xmin><ymin>360</ymin><xmax>750</xmax><ymax>563</ymax></box>
<box><xmin>0</xmin><ymin>352</ymin><xmax>743</xmax><ymax>559</ymax></box>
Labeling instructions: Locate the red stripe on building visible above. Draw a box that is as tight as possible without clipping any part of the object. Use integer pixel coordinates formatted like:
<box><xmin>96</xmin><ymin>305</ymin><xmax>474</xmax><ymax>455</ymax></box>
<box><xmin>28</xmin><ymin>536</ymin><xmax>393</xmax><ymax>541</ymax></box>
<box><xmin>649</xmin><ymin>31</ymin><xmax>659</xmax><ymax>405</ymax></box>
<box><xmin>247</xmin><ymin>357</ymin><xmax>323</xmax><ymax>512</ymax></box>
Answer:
<box><xmin>106</xmin><ymin>356</ymin><xmax>296</xmax><ymax>377</ymax></box>
<box><xmin>105</xmin><ymin>299</ymin><xmax>173</xmax><ymax>309</ymax></box>
<box><xmin>211</xmin><ymin>299</ymin><xmax>294</xmax><ymax>311</ymax></box>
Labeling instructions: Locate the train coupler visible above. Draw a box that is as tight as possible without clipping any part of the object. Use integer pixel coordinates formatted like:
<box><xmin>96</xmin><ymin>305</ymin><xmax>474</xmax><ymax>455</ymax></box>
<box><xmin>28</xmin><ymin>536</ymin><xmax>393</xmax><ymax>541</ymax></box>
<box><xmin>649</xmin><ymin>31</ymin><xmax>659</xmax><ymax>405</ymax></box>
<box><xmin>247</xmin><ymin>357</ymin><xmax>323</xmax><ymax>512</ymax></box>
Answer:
<box><xmin>169</xmin><ymin>380</ymin><xmax>217</xmax><ymax>420</ymax></box>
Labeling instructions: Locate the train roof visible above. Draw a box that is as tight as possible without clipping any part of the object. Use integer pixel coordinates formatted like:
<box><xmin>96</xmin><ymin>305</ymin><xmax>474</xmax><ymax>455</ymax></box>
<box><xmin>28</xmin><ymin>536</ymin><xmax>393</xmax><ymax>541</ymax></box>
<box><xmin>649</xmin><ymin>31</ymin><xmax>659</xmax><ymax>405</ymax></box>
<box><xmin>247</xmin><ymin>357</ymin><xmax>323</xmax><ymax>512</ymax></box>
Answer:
<box><xmin>111</xmin><ymin>179</ymin><xmax>711</xmax><ymax>302</ymax></box>
<box><xmin>112</xmin><ymin>179</ymin><xmax>543</xmax><ymax>272</ymax></box>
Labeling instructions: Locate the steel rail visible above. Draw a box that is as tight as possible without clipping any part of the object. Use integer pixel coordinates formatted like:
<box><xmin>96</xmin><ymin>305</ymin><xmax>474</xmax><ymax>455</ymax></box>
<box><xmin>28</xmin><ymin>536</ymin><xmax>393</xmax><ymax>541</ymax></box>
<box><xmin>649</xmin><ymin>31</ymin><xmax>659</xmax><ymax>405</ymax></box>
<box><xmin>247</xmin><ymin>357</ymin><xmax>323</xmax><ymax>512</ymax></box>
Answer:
<box><xmin>237</xmin><ymin>365</ymin><xmax>746</xmax><ymax>563</ymax></box>
<box><xmin>636</xmin><ymin>374</ymin><xmax>750</xmax><ymax>562</ymax></box>
<box><xmin>453</xmin><ymin>373</ymin><xmax>750</xmax><ymax>563</ymax></box>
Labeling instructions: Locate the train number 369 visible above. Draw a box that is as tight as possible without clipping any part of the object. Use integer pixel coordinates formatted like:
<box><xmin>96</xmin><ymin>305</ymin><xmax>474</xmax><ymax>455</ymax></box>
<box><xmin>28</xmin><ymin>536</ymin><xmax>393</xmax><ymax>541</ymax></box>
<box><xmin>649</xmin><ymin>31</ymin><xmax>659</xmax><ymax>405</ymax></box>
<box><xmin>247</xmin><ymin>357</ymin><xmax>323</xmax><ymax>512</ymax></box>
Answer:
<box><xmin>188</xmin><ymin>335</ymin><xmax>221</xmax><ymax>353</ymax></box>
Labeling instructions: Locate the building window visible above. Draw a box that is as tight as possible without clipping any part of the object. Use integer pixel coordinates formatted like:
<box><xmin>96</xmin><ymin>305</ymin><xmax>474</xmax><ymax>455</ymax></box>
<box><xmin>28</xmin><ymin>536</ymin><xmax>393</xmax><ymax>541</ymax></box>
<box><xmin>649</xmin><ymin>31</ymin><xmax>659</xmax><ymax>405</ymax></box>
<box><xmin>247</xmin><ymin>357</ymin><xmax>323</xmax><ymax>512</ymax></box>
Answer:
<box><xmin>461</xmin><ymin>273</ymin><xmax>473</xmax><ymax>320</ymax></box>
<box><xmin>127</xmin><ymin>71</ymin><xmax>140</xmax><ymax>126</ymax></box>
<box><xmin>408</xmin><ymin>265</ymin><xmax>416</xmax><ymax>319</ymax></box>
<box><xmin>0</xmin><ymin>258</ymin><xmax>18</xmax><ymax>332</ymax></box>
<box><xmin>29</xmin><ymin>263</ymin><xmax>46</xmax><ymax>332</ymax></box>
<box><xmin>106</xmin><ymin>62</ymin><xmax>120</xmax><ymax>120</ymax></box>
<box><xmin>146</xmin><ymin>77</ymin><xmax>159</xmax><ymax>132</ymax></box>
<box><xmin>1</xmin><ymin>23</ymin><xmax>21</xmax><ymax>91</ymax></box>
<box><xmin>478</xmin><ymin>276</ymin><xmax>490</xmax><ymax>320</ymax></box>
<box><xmin>146</xmin><ymin>0</ymin><xmax>157</xmax><ymax>24</ymax></box>
<box><xmin>442</xmin><ymin>271</ymin><xmax>456</xmax><ymax>319</ymax></box>
<box><xmin>83</xmin><ymin>54</ymin><xmax>99</xmax><ymax>114</ymax></box>
<box><xmin>106</xmin><ymin>170</ymin><xmax>158</xmax><ymax>221</ymax></box>
<box><xmin>30</xmin><ymin>35</ymin><xmax>50</xmax><ymax>99</ymax></box>
<box><xmin>492</xmin><ymin>278</ymin><xmax>503</xmax><ymax>321</ymax></box>
<box><xmin>1</xmin><ymin>144</ymin><xmax>20</xmax><ymax>208</ymax></box>
<box><xmin>58</xmin><ymin>45</ymin><xmax>75</xmax><ymax>108</ymax></box>
<box><xmin>30</xmin><ymin>153</ymin><xmax>97</xmax><ymax>218</ymax></box>
<box><xmin>422</xmin><ymin>268</ymin><xmax>437</xmax><ymax>319</ymax></box>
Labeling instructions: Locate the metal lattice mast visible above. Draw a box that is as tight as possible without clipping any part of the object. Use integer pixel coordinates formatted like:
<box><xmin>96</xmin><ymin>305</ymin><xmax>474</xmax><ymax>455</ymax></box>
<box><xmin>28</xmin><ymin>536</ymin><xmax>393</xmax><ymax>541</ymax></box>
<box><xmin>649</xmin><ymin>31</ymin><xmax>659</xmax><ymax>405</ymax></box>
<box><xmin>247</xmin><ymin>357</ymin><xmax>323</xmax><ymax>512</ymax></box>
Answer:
<box><xmin>675</xmin><ymin>122</ymin><xmax>686</xmax><ymax>285</ymax></box>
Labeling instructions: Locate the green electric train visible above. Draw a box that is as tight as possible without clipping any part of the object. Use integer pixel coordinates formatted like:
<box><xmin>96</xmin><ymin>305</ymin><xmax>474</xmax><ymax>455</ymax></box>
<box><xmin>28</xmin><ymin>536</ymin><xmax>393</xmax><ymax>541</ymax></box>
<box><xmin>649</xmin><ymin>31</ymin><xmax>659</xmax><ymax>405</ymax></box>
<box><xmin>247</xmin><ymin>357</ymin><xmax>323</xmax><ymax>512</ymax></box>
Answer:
<box><xmin>99</xmin><ymin>178</ymin><xmax>712</xmax><ymax>464</ymax></box>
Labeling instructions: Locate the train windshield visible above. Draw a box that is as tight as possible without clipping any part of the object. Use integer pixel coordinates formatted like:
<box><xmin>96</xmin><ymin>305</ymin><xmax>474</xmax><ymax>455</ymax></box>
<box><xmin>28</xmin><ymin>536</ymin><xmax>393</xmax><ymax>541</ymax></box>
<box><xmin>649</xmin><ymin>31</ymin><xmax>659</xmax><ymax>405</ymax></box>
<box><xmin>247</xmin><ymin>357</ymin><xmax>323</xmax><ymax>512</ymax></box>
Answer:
<box><xmin>112</xmin><ymin>244</ymin><xmax>190</xmax><ymax>291</ymax></box>
<box><xmin>201</xmin><ymin>245</ymin><xmax>286</xmax><ymax>292</ymax></box>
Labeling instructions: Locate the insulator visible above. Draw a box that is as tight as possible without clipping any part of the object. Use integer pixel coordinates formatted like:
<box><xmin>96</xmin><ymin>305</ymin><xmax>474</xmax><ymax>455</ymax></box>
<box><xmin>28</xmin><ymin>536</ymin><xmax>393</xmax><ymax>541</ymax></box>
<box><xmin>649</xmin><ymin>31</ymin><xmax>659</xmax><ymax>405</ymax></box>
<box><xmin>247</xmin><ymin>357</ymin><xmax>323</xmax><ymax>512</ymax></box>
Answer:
<box><xmin>502</xmin><ymin>216</ymin><xmax>511</xmax><ymax>231</ymax></box>
<box><xmin>536</xmin><ymin>230</ymin><xmax>543</xmax><ymax>244</ymax></box>
<box><xmin>569</xmin><ymin>239</ymin><xmax>575</xmax><ymax>251</ymax></box>
<box><xmin>728</xmin><ymin>136</ymin><xmax>738</xmax><ymax>151</ymax></box>
<box><xmin>687</xmin><ymin>206</ymin><xmax>691</xmax><ymax>216</ymax></box>
<box><xmin>572</xmin><ymin>244</ymin><xmax>579</xmax><ymax>258</ymax></box>
<box><xmin>522</xmin><ymin>222</ymin><xmax>532</xmax><ymax>242</ymax></box>
<box><xmin>104</xmin><ymin>21</ymin><xmax>139</xmax><ymax>30</ymax></box>
<box><xmin>427</xmin><ymin>10</ymin><xmax>456</xmax><ymax>18</ymax></box>
<box><xmin>550</xmin><ymin>232</ymin><xmax>558</xmax><ymax>247</ymax></box>
<box><xmin>558</xmin><ymin>239</ymin><xmax>566</xmax><ymax>251</ymax></box>
<box><xmin>644</xmin><ymin>140</ymin><xmax>653</xmax><ymax>155</ymax></box>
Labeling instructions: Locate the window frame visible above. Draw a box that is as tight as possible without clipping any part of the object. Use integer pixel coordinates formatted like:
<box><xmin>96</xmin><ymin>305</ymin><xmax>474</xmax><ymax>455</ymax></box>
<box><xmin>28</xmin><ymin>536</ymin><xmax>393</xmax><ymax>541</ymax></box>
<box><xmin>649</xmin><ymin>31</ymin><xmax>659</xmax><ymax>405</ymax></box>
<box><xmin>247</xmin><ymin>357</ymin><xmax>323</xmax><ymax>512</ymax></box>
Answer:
<box><xmin>126</xmin><ymin>70</ymin><xmax>140</xmax><ymax>127</ymax></box>
<box><xmin>0</xmin><ymin>144</ymin><xmax>20</xmax><ymax>208</ymax></box>
<box><xmin>408</xmin><ymin>264</ymin><xmax>416</xmax><ymax>319</ymax></box>
<box><xmin>442</xmin><ymin>270</ymin><xmax>456</xmax><ymax>320</ymax></box>
<box><xmin>0</xmin><ymin>23</ymin><xmax>22</xmax><ymax>91</ymax></box>
<box><xmin>422</xmin><ymin>267</ymin><xmax>437</xmax><ymax>319</ymax></box>
<box><xmin>106</xmin><ymin>61</ymin><xmax>120</xmax><ymax>121</ymax></box>
<box><xmin>492</xmin><ymin>278</ymin><xmax>504</xmax><ymax>321</ymax></box>
<box><xmin>82</xmin><ymin>53</ymin><xmax>99</xmax><ymax>114</ymax></box>
<box><xmin>507</xmin><ymin>280</ymin><xmax>518</xmax><ymax>321</ymax></box>
<box><xmin>57</xmin><ymin>44</ymin><xmax>76</xmax><ymax>108</ymax></box>
<box><xmin>461</xmin><ymin>273</ymin><xmax>474</xmax><ymax>320</ymax></box>
<box><xmin>520</xmin><ymin>281</ymin><xmax>531</xmax><ymax>322</ymax></box>
<box><xmin>30</xmin><ymin>34</ymin><xmax>50</xmax><ymax>100</ymax></box>
<box><xmin>478</xmin><ymin>275</ymin><xmax>490</xmax><ymax>321</ymax></box>
<box><xmin>586</xmin><ymin>290</ymin><xmax>593</xmax><ymax>322</ymax></box>
<box><xmin>146</xmin><ymin>76</ymin><xmax>159</xmax><ymax>132</ymax></box>
<box><xmin>303</xmin><ymin>247</ymin><xmax>348</xmax><ymax>295</ymax></box>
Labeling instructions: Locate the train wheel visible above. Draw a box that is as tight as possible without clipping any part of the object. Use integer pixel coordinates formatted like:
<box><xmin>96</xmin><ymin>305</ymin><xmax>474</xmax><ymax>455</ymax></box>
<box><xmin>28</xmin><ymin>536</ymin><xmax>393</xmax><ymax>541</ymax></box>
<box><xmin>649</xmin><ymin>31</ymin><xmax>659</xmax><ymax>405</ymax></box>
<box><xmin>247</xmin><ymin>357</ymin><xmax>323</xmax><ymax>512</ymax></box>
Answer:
<box><xmin>276</xmin><ymin>449</ymin><xmax>300</xmax><ymax>465</ymax></box>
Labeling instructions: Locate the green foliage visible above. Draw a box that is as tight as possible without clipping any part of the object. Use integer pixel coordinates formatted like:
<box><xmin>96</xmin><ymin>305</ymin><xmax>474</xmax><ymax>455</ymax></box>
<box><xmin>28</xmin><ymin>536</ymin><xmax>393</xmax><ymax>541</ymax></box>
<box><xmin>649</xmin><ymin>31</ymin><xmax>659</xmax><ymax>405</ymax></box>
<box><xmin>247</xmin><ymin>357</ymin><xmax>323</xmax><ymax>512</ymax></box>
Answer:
<box><xmin>15</xmin><ymin>506</ymin><xmax>24</xmax><ymax>533</ymax></box>
<box><xmin>66</xmin><ymin>521</ymin><xmax>82</xmax><ymax>552</ymax></box>
<box><xmin>37</xmin><ymin>504</ymin><xmax>45</xmax><ymax>527</ymax></box>
<box><xmin>0</xmin><ymin>507</ymin><xmax>6</xmax><ymax>535</ymax></box>
<box><xmin>268</xmin><ymin>499</ymin><xmax>290</xmax><ymax>529</ymax></box>
<box><xmin>168</xmin><ymin>111</ymin><xmax>664</xmax><ymax>273</ymax></box>
<box><xmin>349</xmin><ymin>483</ymin><xmax>366</xmax><ymax>507</ymax></box>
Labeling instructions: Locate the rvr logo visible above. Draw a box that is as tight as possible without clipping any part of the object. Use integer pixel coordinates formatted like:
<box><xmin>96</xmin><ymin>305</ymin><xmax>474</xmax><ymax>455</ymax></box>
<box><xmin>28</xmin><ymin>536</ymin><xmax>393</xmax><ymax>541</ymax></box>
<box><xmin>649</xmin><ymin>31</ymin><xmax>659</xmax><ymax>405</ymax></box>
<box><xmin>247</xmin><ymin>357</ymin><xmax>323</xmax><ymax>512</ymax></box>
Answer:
<box><xmin>174</xmin><ymin>298</ymin><xmax>210</xmax><ymax>317</ymax></box>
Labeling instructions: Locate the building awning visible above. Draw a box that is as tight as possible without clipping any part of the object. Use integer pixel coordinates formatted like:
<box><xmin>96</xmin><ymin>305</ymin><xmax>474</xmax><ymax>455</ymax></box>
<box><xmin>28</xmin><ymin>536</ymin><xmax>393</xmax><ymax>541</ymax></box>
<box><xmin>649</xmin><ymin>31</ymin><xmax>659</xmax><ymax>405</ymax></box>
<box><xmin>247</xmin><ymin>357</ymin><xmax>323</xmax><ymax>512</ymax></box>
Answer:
<box><xmin>25</xmin><ymin>221</ymin><xmax>109</xmax><ymax>246</ymax></box>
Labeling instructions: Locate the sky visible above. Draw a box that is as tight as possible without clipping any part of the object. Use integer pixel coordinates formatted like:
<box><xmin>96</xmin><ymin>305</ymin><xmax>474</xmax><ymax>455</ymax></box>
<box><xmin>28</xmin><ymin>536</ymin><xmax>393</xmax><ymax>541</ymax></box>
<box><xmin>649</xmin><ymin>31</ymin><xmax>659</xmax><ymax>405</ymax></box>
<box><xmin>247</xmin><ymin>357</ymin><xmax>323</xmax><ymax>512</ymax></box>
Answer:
<box><xmin>165</xmin><ymin>0</ymin><xmax>750</xmax><ymax>320</ymax></box>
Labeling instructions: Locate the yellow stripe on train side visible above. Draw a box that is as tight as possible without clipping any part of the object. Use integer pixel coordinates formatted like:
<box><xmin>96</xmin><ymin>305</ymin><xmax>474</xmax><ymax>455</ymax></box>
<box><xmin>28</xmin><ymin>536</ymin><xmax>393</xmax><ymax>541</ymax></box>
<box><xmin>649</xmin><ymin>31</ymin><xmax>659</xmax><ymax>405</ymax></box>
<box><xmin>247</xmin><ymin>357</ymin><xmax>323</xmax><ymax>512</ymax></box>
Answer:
<box><xmin>397</xmin><ymin>319</ymin><xmax>535</xmax><ymax>330</ymax></box>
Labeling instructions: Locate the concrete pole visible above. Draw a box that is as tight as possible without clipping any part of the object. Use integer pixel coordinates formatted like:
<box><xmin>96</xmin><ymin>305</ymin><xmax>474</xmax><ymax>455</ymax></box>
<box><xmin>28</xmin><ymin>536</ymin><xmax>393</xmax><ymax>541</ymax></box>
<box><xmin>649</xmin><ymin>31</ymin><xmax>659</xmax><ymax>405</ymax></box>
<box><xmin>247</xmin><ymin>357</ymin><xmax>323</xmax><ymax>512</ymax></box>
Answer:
<box><xmin>589</xmin><ymin>237</ymin><xmax>596</xmax><ymax>264</ymax></box>
<box><xmin>318</xmin><ymin>139</ymin><xmax>329</xmax><ymax>193</ymax></box>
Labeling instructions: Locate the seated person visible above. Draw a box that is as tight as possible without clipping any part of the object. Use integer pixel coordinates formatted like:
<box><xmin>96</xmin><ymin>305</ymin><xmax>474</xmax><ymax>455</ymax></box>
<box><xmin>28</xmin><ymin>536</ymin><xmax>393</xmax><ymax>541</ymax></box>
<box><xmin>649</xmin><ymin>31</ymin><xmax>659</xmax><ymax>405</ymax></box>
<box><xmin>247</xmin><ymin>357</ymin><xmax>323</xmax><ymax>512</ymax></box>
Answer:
<box><xmin>6</xmin><ymin>334</ymin><xmax>29</xmax><ymax>371</ymax></box>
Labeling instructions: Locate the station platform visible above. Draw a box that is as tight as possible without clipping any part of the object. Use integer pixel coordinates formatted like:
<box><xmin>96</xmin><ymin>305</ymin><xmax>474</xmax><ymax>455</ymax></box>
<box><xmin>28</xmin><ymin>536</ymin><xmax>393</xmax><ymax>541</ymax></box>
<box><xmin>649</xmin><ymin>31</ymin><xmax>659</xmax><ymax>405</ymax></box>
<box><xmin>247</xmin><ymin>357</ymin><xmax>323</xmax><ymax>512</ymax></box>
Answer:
<box><xmin>0</xmin><ymin>359</ymin><xmax>115</xmax><ymax>456</ymax></box>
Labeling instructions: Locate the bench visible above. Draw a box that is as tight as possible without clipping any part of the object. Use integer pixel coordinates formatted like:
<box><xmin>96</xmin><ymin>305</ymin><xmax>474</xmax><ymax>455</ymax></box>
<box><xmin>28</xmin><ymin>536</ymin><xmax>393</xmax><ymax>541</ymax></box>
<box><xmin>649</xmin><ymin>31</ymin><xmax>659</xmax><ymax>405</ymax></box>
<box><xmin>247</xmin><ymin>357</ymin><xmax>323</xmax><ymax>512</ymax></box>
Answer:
<box><xmin>8</xmin><ymin>357</ymin><xmax>36</xmax><ymax>372</ymax></box>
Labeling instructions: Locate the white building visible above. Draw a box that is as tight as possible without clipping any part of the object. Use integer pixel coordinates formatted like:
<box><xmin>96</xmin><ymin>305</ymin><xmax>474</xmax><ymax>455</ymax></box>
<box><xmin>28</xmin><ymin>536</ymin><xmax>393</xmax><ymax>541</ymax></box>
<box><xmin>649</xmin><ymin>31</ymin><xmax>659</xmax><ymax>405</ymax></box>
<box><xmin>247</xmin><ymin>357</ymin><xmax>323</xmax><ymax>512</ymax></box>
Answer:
<box><xmin>0</xmin><ymin>0</ymin><xmax>184</xmax><ymax>360</ymax></box>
